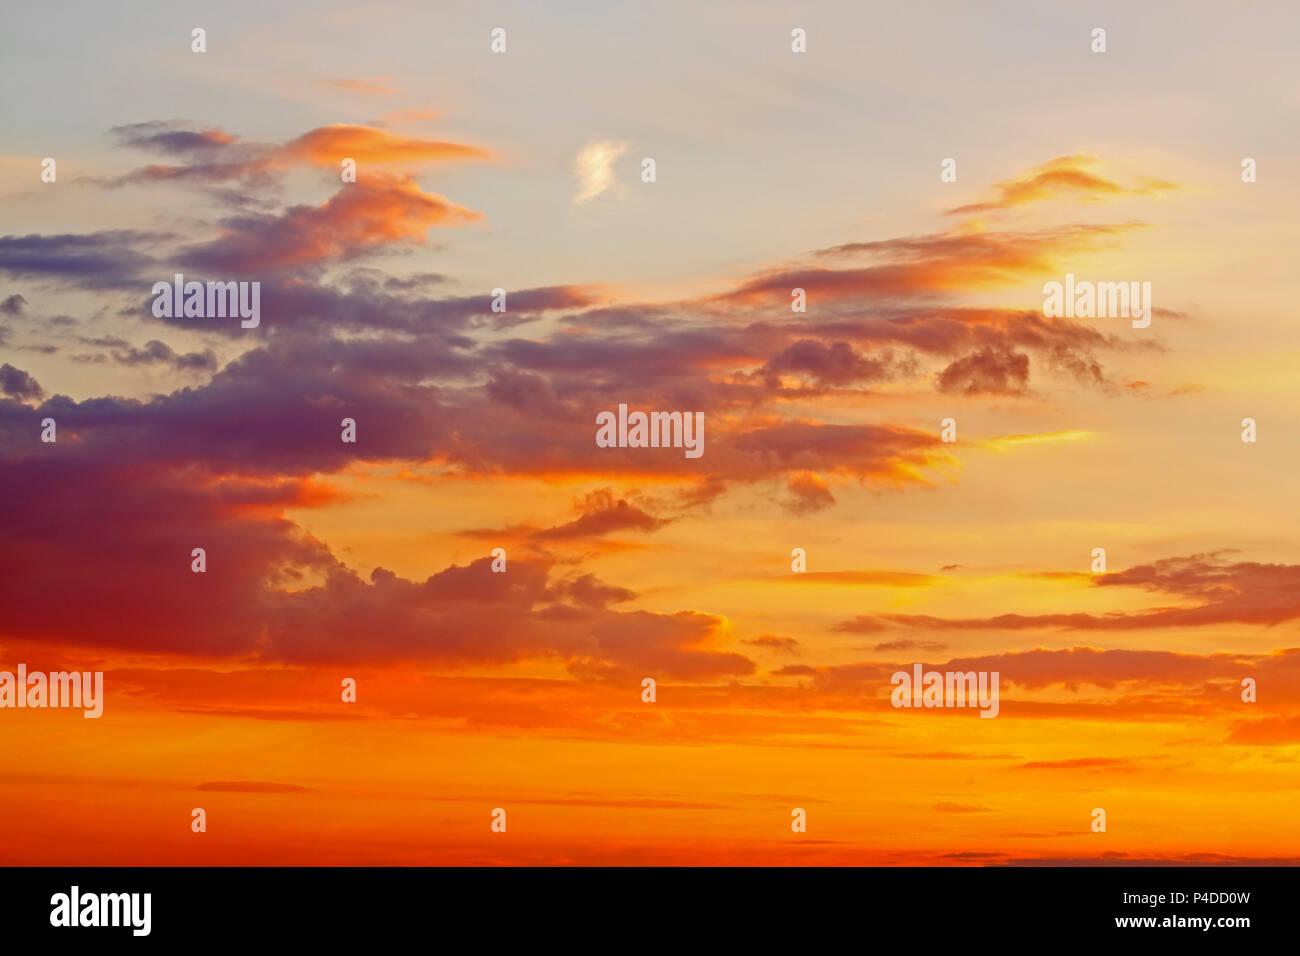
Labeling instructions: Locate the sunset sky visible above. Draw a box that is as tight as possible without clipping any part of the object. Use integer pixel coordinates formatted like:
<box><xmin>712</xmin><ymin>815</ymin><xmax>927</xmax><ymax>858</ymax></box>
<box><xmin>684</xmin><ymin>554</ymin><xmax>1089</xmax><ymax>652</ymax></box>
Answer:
<box><xmin>2</xmin><ymin>1</ymin><xmax>1299</xmax><ymax>865</ymax></box>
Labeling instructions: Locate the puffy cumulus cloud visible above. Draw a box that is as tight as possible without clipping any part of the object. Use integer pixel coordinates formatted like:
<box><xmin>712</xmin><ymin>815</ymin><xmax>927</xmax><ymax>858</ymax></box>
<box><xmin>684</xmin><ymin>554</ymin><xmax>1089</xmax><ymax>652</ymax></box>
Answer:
<box><xmin>802</xmin><ymin>305</ymin><xmax>1124</xmax><ymax>367</ymax></box>
<box><xmin>184</xmin><ymin>174</ymin><xmax>482</xmax><ymax>272</ymax></box>
<box><xmin>0</xmin><ymin>324</ymin><xmax>945</xmax><ymax>680</ymax></box>
<box><xmin>0</xmin><ymin>449</ymin><xmax>337</xmax><ymax>658</ymax></box>
<box><xmin>685</xmin><ymin>217</ymin><xmax>1146</xmax><ymax>395</ymax></box>
<box><xmin>937</xmin><ymin>345</ymin><xmax>1030</xmax><ymax>396</ymax></box>
<box><xmin>2</xmin><ymin>333</ymin><xmax>776</xmax><ymax>677</ymax></box>
<box><xmin>0</xmin><ymin>225</ymin><xmax>1085</xmax><ymax>515</ymax></box>
<box><xmin>761</xmin><ymin>340</ymin><xmax>912</xmax><ymax>388</ymax></box>
<box><xmin>0</xmin><ymin>152</ymin><xmax>1179</xmax><ymax>629</ymax></box>
<box><xmin>0</xmin><ymin>421</ymin><xmax>751</xmax><ymax>678</ymax></box>
<box><xmin>0</xmin><ymin>364</ymin><xmax>45</xmax><ymax>401</ymax></box>
<box><xmin>10</xmin><ymin>153</ymin><xmax>1152</xmax><ymax>416</ymax></box>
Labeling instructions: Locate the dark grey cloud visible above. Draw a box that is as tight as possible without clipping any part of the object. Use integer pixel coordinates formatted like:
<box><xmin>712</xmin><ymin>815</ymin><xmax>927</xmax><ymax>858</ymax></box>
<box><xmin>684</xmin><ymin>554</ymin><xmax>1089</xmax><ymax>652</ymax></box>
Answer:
<box><xmin>0</xmin><ymin>364</ymin><xmax>44</xmax><ymax>401</ymax></box>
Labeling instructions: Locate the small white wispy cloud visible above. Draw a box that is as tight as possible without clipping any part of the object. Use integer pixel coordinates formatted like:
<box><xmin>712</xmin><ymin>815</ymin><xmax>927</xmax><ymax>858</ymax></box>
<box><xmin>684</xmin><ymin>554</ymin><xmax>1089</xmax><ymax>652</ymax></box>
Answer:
<box><xmin>573</xmin><ymin>140</ymin><xmax>628</xmax><ymax>205</ymax></box>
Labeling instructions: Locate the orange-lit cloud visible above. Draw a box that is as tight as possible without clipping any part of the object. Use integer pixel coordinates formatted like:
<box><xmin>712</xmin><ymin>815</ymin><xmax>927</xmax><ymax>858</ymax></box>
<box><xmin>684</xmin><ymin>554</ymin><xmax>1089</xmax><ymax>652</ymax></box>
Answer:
<box><xmin>185</xmin><ymin>173</ymin><xmax>482</xmax><ymax>271</ymax></box>
<box><xmin>947</xmin><ymin>155</ymin><xmax>1179</xmax><ymax>216</ymax></box>
<box><xmin>279</xmin><ymin>123</ymin><xmax>489</xmax><ymax>167</ymax></box>
<box><xmin>321</xmin><ymin>77</ymin><xmax>397</xmax><ymax>96</ymax></box>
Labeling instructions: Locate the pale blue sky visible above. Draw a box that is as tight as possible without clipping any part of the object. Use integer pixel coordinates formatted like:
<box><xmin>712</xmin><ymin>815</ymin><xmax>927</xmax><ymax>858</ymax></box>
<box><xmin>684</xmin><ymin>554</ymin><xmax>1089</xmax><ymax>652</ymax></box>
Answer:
<box><xmin>4</xmin><ymin>0</ymin><xmax>1298</xmax><ymax>298</ymax></box>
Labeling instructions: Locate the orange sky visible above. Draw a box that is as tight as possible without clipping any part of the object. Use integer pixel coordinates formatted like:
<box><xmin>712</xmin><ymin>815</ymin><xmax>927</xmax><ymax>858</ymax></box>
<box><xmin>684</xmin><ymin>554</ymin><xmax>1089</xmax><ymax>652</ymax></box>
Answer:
<box><xmin>2</xmin><ymin>3</ymin><xmax>1299</xmax><ymax>866</ymax></box>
